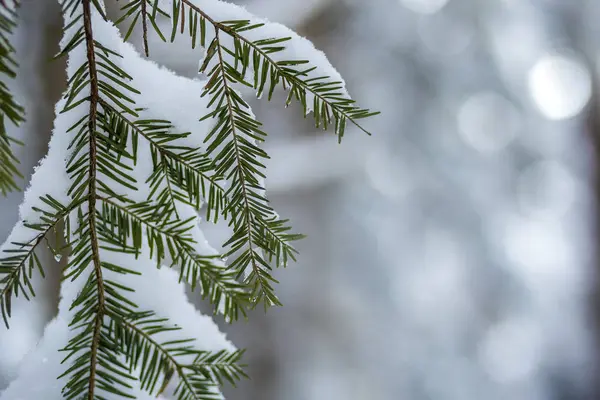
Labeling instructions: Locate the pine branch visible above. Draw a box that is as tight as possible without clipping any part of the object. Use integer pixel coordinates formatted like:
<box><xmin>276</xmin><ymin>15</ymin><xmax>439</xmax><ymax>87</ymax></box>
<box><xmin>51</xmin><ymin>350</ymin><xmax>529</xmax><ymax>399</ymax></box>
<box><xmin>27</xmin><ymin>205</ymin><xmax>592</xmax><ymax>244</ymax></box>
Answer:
<box><xmin>0</xmin><ymin>0</ymin><xmax>25</xmax><ymax>195</ymax></box>
<box><xmin>55</xmin><ymin>3</ymin><xmax>251</xmax><ymax>393</ymax></box>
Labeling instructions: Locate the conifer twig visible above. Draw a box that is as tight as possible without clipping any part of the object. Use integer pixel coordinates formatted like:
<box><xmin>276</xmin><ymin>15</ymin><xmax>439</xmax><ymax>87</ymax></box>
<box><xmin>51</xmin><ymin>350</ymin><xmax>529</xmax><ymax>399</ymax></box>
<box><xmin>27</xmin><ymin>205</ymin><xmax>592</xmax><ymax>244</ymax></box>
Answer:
<box><xmin>140</xmin><ymin>0</ymin><xmax>149</xmax><ymax>56</ymax></box>
<box><xmin>180</xmin><ymin>0</ymin><xmax>377</xmax><ymax>136</ymax></box>
<box><xmin>81</xmin><ymin>1</ymin><xmax>104</xmax><ymax>397</ymax></box>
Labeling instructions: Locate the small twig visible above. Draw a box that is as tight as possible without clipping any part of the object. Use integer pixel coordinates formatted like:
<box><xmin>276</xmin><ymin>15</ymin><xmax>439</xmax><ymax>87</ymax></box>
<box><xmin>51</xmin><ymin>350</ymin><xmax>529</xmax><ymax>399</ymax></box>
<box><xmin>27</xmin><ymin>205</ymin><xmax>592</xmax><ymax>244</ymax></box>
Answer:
<box><xmin>140</xmin><ymin>0</ymin><xmax>149</xmax><ymax>56</ymax></box>
<box><xmin>180</xmin><ymin>1</ymin><xmax>185</xmax><ymax>34</ymax></box>
<box><xmin>82</xmin><ymin>1</ymin><xmax>105</xmax><ymax>398</ymax></box>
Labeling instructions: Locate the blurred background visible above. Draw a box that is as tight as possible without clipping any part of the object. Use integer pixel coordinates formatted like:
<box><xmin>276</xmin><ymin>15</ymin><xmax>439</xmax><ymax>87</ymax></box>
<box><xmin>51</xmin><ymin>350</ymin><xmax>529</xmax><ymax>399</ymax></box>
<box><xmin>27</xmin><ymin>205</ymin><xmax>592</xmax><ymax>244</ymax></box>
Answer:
<box><xmin>1</xmin><ymin>0</ymin><xmax>600</xmax><ymax>399</ymax></box>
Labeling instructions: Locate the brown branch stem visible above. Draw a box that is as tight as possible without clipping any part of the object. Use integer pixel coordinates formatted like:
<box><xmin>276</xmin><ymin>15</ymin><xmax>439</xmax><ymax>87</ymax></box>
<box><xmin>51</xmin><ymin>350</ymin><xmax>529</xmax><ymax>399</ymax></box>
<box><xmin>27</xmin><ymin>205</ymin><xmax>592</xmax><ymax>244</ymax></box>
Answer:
<box><xmin>82</xmin><ymin>1</ymin><xmax>104</xmax><ymax>398</ymax></box>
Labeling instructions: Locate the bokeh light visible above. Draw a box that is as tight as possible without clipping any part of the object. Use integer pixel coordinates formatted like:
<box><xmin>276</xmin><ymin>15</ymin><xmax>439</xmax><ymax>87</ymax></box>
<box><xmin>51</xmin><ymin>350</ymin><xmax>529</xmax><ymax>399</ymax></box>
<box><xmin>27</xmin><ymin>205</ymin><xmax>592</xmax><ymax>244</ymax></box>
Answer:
<box><xmin>528</xmin><ymin>53</ymin><xmax>592</xmax><ymax>120</ymax></box>
<box><xmin>457</xmin><ymin>91</ymin><xmax>521</xmax><ymax>153</ymax></box>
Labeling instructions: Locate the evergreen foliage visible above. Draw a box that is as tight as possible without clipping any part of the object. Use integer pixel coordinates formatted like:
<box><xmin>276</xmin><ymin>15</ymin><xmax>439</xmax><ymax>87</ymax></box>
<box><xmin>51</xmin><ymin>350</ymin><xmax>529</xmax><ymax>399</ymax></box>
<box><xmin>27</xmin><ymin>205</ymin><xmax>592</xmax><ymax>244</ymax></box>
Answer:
<box><xmin>0</xmin><ymin>0</ymin><xmax>25</xmax><ymax>195</ymax></box>
<box><xmin>0</xmin><ymin>0</ymin><xmax>378</xmax><ymax>398</ymax></box>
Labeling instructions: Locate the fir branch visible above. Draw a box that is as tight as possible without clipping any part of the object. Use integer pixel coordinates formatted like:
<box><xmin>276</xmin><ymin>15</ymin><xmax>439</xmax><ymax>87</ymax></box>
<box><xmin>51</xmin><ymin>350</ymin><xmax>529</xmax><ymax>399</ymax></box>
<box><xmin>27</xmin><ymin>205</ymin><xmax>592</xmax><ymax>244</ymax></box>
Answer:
<box><xmin>97</xmin><ymin>195</ymin><xmax>248</xmax><ymax>321</ymax></box>
<box><xmin>97</xmin><ymin>100</ymin><xmax>226</xmax><ymax>223</ymax></box>
<box><xmin>0</xmin><ymin>0</ymin><xmax>25</xmax><ymax>195</ymax></box>
<box><xmin>0</xmin><ymin>196</ymin><xmax>81</xmax><ymax>328</ymax></box>
<box><xmin>113</xmin><ymin>0</ymin><xmax>169</xmax><ymax>46</ymax></box>
<box><xmin>59</xmin><ymin>268</ymin><xmax>139</xmax><ymax>400</ymax></box>
<box><xmin>161</xmin><ymin>0</ymin><xmax>377</xmax><ymax>309</ymax></box>
<box><xmin>209</xmin><ymin>27</ymin><xmax>278</xmax><ymax>306</ymax></box>
<box><xmin>56</xmin><ymin>6</ymin><xmax>247</xmax><ymax>395</ymax></box>
<box><xmin>51</xmin><ymin>2</ymin><xmax>142</xmax><ymax>398</ymax></box>
<box><xmin>105</xmin><ymin>310</ymin><xmax>245</xmax><ymax>399</ymax></box>
<box><xmin>188</xmin><ymin>349</ymin><xmax>247</xmax><ymax>387</ymax></box>
<box><xmin>197</xmin><ymin>28</ymin><xmax>303</xmax><ymax>309</ymax></box>
<box><xmin>112</xmin><ymin>2</ymin><xmax>373</xmax><ymax>308</ymax></box>
<box><xmin>0</xmin><ymin>1</ymin><xmax>379</xmax><ymax>398</ymax></box>
<box><xmin>93</xmin><ymin>101</ymin><xmax>247</xmax><ymax>317</ymax></box>
<box><xmin>176</xmin><ymin>0</ymin><xmax>379</xmax><ymax>140</ymax></box>
<box><xmin>81</xmin><ymin>1</ymin><xmax>105</xmax><ymax>398</ymax></box>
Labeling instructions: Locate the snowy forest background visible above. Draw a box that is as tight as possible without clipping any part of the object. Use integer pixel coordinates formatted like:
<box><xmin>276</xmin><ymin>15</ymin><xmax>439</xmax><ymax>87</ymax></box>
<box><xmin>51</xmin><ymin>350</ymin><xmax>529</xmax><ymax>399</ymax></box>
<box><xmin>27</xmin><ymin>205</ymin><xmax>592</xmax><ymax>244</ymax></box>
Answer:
<box><xmin>1</xmin><ymin>0</ymin><xmax>599</xmax><ymax>399</ymax></box>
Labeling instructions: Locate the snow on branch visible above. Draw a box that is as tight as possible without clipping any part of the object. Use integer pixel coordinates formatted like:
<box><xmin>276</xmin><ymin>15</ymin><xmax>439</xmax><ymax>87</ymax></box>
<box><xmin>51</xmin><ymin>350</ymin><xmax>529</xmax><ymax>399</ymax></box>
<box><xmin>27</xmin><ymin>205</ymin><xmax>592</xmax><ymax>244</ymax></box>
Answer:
<box><xmin>2</xmin><ymin>2</ymin><xmax>243</xmax><ymax>398</ymax></box>
<box><xmin>0</xmin><ymin>0</ymin><xmax>378</xmax><ymax>398</ymax></box>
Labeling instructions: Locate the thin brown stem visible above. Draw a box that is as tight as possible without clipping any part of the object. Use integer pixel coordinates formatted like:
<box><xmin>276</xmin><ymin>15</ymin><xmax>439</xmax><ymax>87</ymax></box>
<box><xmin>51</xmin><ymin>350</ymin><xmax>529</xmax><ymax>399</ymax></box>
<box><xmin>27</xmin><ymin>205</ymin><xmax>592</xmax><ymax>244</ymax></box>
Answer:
<box><xmin>211</xmin><ymin>29</ymin><xmax>271</xmax><ymax>295</ymax></box>
<box><xmin>180</xmin><ymin>1</ymin><xmax>185</xmax><ymax>34</ymax></box>
<box><xmin>140</xmin><ymin>0</ymin><xmax>149</xmax><ymax>56</ymax></box>
<box><xmin>82</xmin><ymin>1</ymin><xmax>104</xmax><ymax>399</ymax></box>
